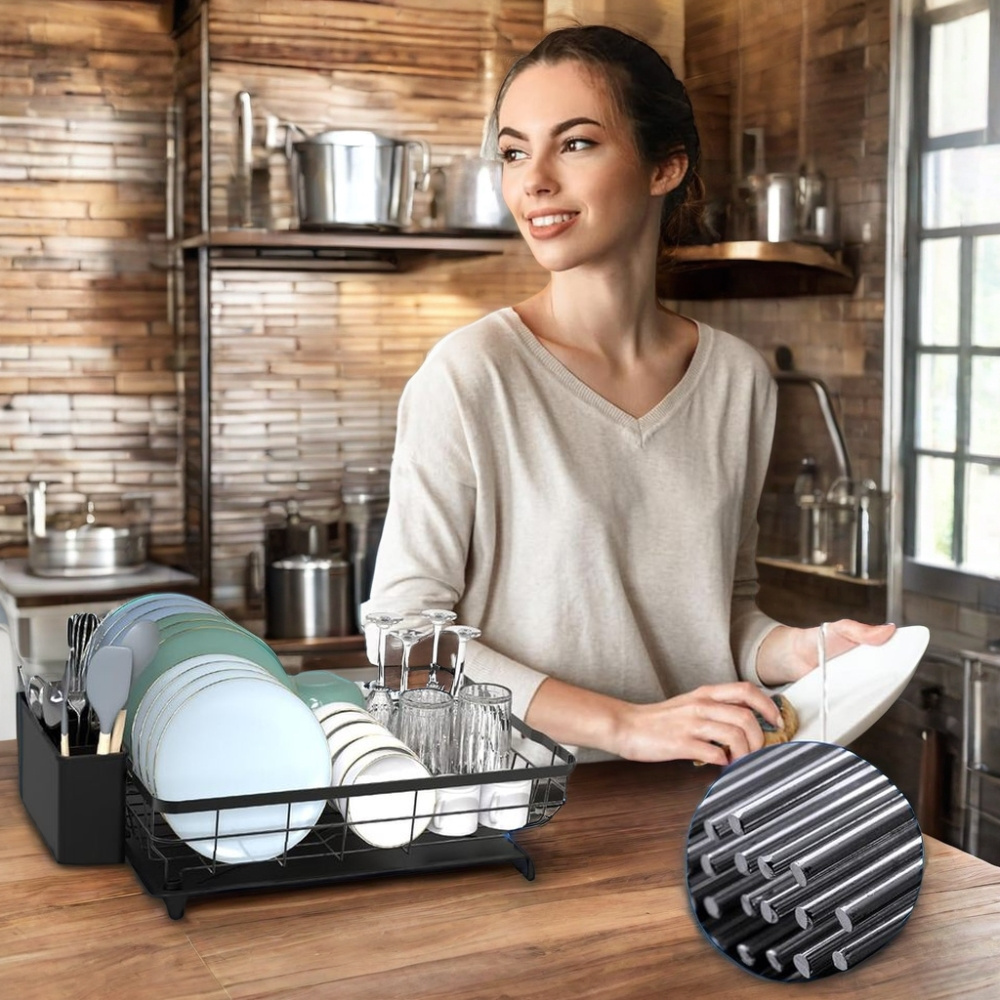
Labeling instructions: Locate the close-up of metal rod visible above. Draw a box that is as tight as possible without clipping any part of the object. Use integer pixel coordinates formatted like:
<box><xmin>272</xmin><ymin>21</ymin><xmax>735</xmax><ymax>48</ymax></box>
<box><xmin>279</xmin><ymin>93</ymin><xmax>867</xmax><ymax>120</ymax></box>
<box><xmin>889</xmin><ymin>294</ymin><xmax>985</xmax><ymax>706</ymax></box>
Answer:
<box><xmin>835</xmin><ymin>857</ymin><xmax>924</xmax><ymax>932</ymax></box>
<box><xmin>832</xmin><ymin>891</ymin><xmax>919</xmax><ymax>971</ymax></box>
<box><xmin>758</xmin><ymin>824</ymin><xmax>918</xmax><ymax>924</ymax></box>
<box><xmin>732</xmin><ymin>767</ymin><xmax>887</xmax><ymax>874</ymax></box>
<box><xmin>795</xmin><ymin>835</ymin><xmax>923</xmax><ymax>928</ymax></box>
<box><xmin>696</xmin><ymin>743</ymin><xmax>824</xmax><ymax>839</ymax></box>
<box><xmin>686</xmin><ymin>743</ymin><xmax>923</xmax><ymax>981</ymax></box>
<box><xmin>756</xmin><ymin>784</ymin><xmax>900</xmax><ymax>878</ymax></box>
<box><xmin>726</xmin><ymin>752</ymin><xmax>864</xmax><ymax>836</ymax></box>
<box><xmin>788</xmin><ymin>797</ymin><xmax>913</xmax><ymax>887</ymax></box>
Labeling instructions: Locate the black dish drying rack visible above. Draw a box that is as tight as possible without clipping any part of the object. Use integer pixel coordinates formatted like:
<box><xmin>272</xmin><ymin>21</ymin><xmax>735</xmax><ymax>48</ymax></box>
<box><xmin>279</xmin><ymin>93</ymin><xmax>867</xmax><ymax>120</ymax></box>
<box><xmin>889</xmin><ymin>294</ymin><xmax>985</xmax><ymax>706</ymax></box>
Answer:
<box><xmin>124</xmin><ymin>716</ymin><xmax>575</xmax><ymax>919</ymax></box>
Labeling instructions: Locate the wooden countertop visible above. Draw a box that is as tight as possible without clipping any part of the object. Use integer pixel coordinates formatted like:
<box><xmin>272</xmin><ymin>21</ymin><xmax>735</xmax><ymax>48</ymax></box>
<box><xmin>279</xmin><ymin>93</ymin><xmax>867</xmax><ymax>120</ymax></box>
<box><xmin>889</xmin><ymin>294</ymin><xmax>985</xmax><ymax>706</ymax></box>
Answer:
<box><xmin>2</xmin><ymin>740</ymin><xmax>999</xmax><ymax>999</ymax></box>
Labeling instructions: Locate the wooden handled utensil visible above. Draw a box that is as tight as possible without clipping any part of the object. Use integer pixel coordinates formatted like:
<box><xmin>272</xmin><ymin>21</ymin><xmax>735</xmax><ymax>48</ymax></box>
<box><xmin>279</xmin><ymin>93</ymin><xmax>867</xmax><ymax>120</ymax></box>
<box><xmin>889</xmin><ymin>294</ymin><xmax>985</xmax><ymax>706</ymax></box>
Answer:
<box><xmin>86</xmin><ymin>646</ymin><xmax>133</xmax><ymax>756</ymax></box>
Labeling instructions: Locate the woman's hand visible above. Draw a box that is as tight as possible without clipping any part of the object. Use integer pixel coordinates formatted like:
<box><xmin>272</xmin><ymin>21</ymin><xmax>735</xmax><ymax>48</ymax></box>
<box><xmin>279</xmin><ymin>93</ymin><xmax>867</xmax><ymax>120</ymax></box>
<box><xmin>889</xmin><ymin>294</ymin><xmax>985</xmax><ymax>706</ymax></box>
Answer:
<box><xmin>755</xmin><ymin>619</ymin><xmax>897</xmax><ymax>688</ymax></box>
<box><xmin>612</xmin><ymin>682</ymin><xmax>784</xmax><ymax>766</ymax></box>
<box><xmin>525</xmin><ymin>676</ymin><xmax>784</xmax><ymax>767</ymax></box>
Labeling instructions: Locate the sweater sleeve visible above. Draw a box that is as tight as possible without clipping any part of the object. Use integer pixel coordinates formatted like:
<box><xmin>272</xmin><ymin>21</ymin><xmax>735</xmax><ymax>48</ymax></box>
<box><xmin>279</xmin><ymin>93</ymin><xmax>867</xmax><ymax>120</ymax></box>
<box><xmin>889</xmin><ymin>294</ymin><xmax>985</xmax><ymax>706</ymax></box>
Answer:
<box><xmin>363</xmin><ymin>337</ymin><xmax>551</xmax><ymax>721</ymax></box>
<box><xmin>731</xmin><ymin>363</ymin><xmax>782</xmax><ymax>686</ymax></box>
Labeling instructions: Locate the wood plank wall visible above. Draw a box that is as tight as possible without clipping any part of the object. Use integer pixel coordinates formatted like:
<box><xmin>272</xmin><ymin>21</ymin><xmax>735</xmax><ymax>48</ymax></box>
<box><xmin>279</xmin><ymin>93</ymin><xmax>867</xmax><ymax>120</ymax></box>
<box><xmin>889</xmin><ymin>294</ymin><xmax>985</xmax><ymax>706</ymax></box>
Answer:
<box><xmin>0</xmin><ymin>0</ymin><xmax>182</xmax><ymax>551</ymax></box>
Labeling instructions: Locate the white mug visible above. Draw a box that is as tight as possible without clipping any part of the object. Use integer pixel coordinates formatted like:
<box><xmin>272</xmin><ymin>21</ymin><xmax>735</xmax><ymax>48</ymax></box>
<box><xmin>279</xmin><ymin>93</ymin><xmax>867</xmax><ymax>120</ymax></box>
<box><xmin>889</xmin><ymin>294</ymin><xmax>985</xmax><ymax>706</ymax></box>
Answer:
<box><xmin>429</xmin><ymin>783</ymin><xmax>480</xmax><ymax>837</ymax></box>
<box><xmin>478</xmin><ymin>778</ymin><xmax>532</xmax><ymax>831</ymax></box>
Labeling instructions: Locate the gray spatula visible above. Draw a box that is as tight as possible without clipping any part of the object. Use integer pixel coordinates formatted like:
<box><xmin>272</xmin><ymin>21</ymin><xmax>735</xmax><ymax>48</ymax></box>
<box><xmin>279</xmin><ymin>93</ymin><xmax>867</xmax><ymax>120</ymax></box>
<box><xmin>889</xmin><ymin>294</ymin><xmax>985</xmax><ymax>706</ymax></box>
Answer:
<box><xmin>86</xmin><ymin>646</ymin><xmax>133</xmax><ymax>756</ymax></box>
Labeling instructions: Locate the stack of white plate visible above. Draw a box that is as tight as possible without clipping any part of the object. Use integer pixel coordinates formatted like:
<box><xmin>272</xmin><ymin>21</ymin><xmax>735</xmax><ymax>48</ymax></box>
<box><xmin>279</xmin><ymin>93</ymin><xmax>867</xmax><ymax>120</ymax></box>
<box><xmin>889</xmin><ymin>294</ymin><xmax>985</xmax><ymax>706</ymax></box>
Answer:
<box><xmin>133</xmin><ymin>654</ymin><xmax>331</xmax><ymax>864</ymax></box>
<box><xmin>316</xmin><ymin>702</ymin><xmax>435</xmax><ymax>849</ymax></box>
<box><xmin>87</xmin><ymin>593</ymin><xmax>330</xmax><ymax>865</ymax></box>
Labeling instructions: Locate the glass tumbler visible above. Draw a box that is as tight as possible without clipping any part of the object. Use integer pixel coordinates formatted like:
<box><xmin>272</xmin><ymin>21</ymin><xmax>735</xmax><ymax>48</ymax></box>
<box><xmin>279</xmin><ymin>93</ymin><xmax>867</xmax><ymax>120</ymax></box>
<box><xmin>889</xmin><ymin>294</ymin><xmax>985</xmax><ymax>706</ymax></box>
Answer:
<box><xmin>454</xmin><ymin>682</ymin><xmax>512</xmax><ymax>775</ymax></box>
<box><xmin>393</xmin><ymin>687</ymin><xmax>454</xmax><ymax>776</ymax></box>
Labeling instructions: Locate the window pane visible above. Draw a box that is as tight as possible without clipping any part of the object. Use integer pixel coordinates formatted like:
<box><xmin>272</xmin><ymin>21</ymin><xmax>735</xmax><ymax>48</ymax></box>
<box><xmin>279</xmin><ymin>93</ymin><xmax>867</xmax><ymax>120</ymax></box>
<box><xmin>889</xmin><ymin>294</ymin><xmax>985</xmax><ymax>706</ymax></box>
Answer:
<box><xmin>923</xmin><ymin>146</ymin><xmax>1000</xmax><ymax>228</ymax></box>
<box><xmin>928</xmin><ymin>12</ymin><xmax>990</xmax><ymax>138</ymax></box>
<box><xmin>973</xmin><ymin>236</ymin><xmax>1000</xmax><ymax>347</ymax></box>
<box><xmin>916</xmin><ymin>353</ymin><xmax>958</xmax><ymax>450</ymax></box>
<box><xmin>963</xmin><ymin>463</ymin><xmax>1000</xmax><ymax>578</ymax></box>
<box><xmin>970</xmin><ymin>357</ymin><xmax>1000</xmax><ymax>457</ymax></box>
<box><xmin>915</xmin><ymin>456</ymin><xmax>955</xmax><ymax>564</ymax></box>
<box><xmin>920</xmin><ymin>238</ymin><xmax>960</xmax><ymax>345</ymax></box>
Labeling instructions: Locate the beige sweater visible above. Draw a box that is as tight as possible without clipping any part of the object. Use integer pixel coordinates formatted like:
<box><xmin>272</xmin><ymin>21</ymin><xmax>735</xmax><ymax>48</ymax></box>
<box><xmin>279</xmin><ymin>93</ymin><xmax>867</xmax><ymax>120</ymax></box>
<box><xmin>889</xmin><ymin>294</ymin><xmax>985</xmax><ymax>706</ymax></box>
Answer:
<box><xmin>365</xmin><ymin>307</ymin><xmax>781</xmax><ymax>761</ymax></box>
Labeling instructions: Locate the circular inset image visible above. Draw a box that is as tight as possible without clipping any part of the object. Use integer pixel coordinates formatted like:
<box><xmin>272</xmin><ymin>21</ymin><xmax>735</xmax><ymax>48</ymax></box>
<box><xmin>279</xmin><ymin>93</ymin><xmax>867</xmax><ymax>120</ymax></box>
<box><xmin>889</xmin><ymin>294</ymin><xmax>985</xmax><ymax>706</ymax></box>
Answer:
<box><xmin>685</xmin><ymin>741</ymin><xmax>923</xmax><ymax>981</ymax></box>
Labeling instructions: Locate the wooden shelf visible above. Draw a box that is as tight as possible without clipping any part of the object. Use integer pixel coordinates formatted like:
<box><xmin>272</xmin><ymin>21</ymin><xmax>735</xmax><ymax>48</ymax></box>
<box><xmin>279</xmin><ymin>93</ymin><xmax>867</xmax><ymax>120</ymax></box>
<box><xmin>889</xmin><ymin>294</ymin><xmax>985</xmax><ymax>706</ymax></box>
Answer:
<box><xmin>264</xmin><ymin>633</ymin><xmax>367</xmax><ymax>655</ymax></box>
<box><xmin>757</xmin><ymin>554</ymin><xmax>885</xmax><ymax>587</ymax></box>
<box><xmin>658</xmin><ymin>240</ymin><xmax>856</xmax><ymax>299</ymax></box>
<box><xmin>178</xmin><ymin>229</ymin><xmax>518</xmax><ymax>270</ymax></box>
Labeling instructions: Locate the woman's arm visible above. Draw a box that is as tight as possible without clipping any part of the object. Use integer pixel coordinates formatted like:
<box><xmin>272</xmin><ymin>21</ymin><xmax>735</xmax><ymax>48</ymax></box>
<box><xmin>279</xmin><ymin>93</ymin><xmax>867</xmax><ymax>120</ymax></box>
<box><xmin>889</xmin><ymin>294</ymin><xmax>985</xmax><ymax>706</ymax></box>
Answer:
<box><xmin>524</xmin><ymin>674</ymin><xmax>784</xmax><ymax>765</ymax></box>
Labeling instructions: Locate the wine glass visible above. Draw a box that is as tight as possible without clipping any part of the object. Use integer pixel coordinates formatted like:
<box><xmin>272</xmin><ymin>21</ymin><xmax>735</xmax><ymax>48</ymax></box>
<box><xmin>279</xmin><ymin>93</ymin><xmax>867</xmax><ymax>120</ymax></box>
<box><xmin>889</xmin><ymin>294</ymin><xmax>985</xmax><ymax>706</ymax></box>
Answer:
<box><xmin>389</xmin><ymin>625</ymin><xmax>431</xmax><ymax>695</ymax></box>
<box><xmin>421</xmin><ymin>608</ymin><xmax>457</xmax><ymax>690</ymax></box>
<box><xmin>443</xmin><ymin>624</ymin><xmax>481</xmax><ymax>694</ymax></box>
<box><xmin>364</xmin><ymin>611</ymin><xmax>403</xmax><ymax>726</ymax></box>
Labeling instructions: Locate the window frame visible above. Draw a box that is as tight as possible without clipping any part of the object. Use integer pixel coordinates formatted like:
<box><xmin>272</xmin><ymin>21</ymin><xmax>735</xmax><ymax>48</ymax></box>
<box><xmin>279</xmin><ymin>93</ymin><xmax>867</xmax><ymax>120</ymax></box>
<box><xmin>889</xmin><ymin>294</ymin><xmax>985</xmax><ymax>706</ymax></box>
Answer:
<box><xmin>901</xmin><ymin>0</ymin><xmax>1000</xmax><ymax>608</ymax></box>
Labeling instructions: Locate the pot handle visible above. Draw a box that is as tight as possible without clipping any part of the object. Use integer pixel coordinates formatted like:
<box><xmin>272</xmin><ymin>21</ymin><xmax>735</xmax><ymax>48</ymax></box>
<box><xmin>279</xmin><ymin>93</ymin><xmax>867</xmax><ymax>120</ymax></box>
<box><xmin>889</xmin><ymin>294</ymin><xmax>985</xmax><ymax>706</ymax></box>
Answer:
<box><xmin>407</xmin><ymin>139</ymin><xmax>433</xmax><ymax>191</ymax></box>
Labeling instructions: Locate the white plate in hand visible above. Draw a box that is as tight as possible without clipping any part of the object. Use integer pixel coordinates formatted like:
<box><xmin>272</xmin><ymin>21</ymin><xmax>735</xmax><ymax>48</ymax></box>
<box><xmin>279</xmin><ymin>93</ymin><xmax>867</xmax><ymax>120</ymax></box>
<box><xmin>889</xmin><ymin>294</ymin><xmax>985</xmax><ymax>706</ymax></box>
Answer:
<box><xmin>782</xmin><ymin>625</ymin><xmax>930</xmax><ymax>746</ymax></box>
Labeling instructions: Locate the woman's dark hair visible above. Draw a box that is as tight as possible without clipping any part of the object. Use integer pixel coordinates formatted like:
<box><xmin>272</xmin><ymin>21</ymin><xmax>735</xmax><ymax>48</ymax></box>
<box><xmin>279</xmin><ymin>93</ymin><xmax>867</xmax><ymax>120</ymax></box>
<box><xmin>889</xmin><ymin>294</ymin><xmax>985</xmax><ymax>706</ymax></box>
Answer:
<box><xmin>490</xmin><ymin>24</ymin><xmax>705</xmax><ymax>252</ymax></box>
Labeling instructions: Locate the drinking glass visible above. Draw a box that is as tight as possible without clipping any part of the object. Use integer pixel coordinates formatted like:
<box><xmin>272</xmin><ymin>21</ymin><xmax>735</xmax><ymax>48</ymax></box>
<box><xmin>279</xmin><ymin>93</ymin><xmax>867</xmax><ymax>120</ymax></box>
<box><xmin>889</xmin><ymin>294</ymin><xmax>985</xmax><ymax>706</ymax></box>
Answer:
<box><xmin>444</xmin><ymin>624</ymin><xmax>481</xmax><ymax>694</ymax></box>
<box><xmin>389</xmin><ymin>625</ymin><xmax>431</xmax><ymax>694</ymax></box>
<box><xmin>454</xmin><ymin>682</ymin><xmax>512</xmax><ymax>775</ymax></box>
<box><xmin>364</xmin><ymin>611</ymin><xmax>403</xmax><ymax>726</ymax></box>
<box><xmin>421</xmin><ymin>608</ymin><xmax>456</xmax><ymax>690</ymax></box>
<box><xmin>393</xmin><ymin>687</ymin><xmax>454</xmax><ymax>776</ymax></box>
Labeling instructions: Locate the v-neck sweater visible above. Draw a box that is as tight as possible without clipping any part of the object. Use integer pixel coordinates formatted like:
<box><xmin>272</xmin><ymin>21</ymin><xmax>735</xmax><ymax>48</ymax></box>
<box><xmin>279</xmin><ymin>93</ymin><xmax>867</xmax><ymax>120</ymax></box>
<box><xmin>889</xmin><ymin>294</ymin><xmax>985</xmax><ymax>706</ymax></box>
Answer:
<box><xmin>366</xmin><ymin>307</ymin><xmax>781</xmax><ymax>762</ymax></box>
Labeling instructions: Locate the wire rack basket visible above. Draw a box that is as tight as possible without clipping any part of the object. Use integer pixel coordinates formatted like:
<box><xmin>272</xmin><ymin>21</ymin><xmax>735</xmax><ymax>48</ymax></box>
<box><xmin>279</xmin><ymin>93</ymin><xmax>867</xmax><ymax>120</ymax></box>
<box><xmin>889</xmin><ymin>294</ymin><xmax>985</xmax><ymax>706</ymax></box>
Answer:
<box><xmin>124</xmin><ymin>715</ymin><xmax>575</xmax><ymax>918</ymax></box>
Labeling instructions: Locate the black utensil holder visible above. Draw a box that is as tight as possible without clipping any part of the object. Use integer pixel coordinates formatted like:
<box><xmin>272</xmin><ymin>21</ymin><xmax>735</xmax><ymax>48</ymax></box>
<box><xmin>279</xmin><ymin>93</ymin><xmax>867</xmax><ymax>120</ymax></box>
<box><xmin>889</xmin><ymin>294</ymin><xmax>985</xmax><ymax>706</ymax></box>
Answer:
<box><xmin>16</xmin><ymin>693</ymin><xmax>125</xmax><ymax>865</ymax></box>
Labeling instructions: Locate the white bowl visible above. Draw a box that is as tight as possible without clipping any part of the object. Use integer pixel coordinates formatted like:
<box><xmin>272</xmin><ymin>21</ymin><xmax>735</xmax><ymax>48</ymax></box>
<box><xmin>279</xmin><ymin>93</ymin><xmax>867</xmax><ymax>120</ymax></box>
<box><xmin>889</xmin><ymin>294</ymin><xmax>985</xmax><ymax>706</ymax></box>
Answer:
<box><xmin>324</xmin><ymin>718</ymin><xmax>387</xmax><ymax>765</ymax></box>
<box><xmin>337</xmin><ymin>749</ymin><xmax>434</xmax><ymax>849</ymax></box>
<box><xmin>332</xmin><ymin>731</ymin><xmax>415</xmax><ymax>787</ymax></box>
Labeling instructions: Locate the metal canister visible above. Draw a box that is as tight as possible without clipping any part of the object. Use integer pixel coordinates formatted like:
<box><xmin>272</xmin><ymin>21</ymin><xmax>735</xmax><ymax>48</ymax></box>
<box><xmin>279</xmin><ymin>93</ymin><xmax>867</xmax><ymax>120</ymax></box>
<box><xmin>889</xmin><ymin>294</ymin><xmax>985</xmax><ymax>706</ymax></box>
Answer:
<box><xmin>340</xmin><ymin>463</ymin><xmax>390</xmax><ymax>633</ymax></box>
<box><xmin>756</xmin><ymin>173</ymin><xmax>797</xmax><ymax>242</ymax></box>
<box><xmin>264</xmin><ymin>553</ymin><xmax>351</xmax><ymax>639</ymax></box>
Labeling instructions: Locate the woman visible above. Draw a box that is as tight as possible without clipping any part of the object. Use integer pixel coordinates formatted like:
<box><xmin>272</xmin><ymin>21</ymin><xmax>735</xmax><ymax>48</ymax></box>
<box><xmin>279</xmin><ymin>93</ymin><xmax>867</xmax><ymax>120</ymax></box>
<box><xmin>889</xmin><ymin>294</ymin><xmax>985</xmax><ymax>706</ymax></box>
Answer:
<box><xmin>366</xmin><ymin>25</ymin><xmax>893</xmax><ymax>765</ymax></box>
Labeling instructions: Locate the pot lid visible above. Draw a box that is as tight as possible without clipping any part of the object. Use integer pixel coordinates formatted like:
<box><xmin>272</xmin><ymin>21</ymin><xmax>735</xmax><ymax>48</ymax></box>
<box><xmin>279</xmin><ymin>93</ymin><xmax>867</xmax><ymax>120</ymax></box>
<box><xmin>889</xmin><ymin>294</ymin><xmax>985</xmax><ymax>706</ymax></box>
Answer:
<box><xmin>296</xmin><ymin>129</ymin><xmax>400</xmax><ymax>148</ymax></box>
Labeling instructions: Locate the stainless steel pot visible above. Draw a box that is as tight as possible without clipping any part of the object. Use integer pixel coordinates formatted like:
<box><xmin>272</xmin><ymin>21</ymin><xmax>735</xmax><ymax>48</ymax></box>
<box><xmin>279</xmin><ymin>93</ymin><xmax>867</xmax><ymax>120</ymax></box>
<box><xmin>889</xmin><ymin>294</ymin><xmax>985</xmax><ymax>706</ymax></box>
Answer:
<box><xmin>292</xmin><ymin>130</ymin><xmax>430</xmax><ymax>229</ymax></box>
<box><xmin>26</xmin><ymin>484</ymin><xmax>151</xmax><ymax>578</ymax></box>
<box><xmin>428</xmin><ymin>156</ymin><xmax>517</xmax><ymax>232</ymax></box>
<box><xmin>265</xmin><ymin>553</ymin><xmax>351</xmax><ymax>639</ymax></box>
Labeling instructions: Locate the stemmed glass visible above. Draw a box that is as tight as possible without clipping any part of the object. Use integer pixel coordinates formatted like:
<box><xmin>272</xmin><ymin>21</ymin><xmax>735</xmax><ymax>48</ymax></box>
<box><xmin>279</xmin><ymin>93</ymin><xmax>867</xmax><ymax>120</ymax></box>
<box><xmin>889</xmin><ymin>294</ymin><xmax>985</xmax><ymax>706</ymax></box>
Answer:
<box><xmin>389</xmin><ymin>625</ymin><xmax>432</xmax><ymax>695</ymax></box>
<box><xmin>421</xmin><ymin>608</ymin><xmax>456</xmax><ymax>690</ymax></box>
<box><xmin>444</xmin><ymin>624</ymin><xmax>481</xmax><ymax>694</ymax></box>
<box><xmin>364</xmin><ymin>611</ymin><xmax>403</xmax><ymax>726</ymax></box>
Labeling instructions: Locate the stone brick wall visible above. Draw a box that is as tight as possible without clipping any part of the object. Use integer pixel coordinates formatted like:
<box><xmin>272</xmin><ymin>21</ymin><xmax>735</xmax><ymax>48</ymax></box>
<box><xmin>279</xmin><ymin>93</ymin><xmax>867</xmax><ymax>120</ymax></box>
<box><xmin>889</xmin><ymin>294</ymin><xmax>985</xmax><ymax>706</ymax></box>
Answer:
<box><xmin>0</xmin><ymin>0</ymin><xmax>182</xmax><ymax>550</ymax></box>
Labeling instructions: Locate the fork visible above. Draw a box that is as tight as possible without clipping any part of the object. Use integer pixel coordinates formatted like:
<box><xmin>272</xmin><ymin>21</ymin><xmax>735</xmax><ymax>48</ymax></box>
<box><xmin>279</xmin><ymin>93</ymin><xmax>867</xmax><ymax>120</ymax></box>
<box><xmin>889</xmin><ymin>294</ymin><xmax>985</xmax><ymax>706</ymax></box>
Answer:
<box><xmin>63</xmin><ymin>615</ymin><xmax>88</xmax><ymax>745</ymax></box>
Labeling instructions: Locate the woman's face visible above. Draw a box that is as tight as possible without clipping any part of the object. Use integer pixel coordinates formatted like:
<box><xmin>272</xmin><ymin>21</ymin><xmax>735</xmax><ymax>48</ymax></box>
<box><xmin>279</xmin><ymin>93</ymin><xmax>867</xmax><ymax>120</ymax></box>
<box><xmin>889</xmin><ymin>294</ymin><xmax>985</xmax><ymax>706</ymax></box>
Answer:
<box><xmin>496</xmin><ymin>59</ymin><xmax>685</xmax><ymax>274</ymax></box>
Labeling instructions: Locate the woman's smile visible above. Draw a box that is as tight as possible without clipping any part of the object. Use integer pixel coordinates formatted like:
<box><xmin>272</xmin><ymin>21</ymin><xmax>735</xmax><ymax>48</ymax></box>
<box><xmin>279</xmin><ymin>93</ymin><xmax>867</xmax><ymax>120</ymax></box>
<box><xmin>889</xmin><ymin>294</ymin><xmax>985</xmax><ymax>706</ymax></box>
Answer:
<box><xmin>526</xmin><ymin>210</ymin><xmax>580</xmax><ymax>238</ymax></box>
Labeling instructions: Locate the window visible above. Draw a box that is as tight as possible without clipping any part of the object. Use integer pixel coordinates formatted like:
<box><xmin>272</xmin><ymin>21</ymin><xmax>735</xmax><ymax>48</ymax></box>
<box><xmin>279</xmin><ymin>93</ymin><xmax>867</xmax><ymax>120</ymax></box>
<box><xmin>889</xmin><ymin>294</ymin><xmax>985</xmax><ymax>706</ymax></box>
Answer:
<box><xmin>905</xmin><ymin>0</ymin><xmax>1000</xmax><ymax>583</ymax></box>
